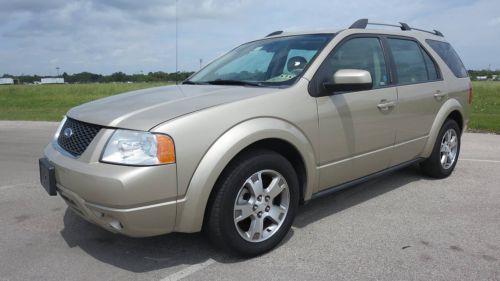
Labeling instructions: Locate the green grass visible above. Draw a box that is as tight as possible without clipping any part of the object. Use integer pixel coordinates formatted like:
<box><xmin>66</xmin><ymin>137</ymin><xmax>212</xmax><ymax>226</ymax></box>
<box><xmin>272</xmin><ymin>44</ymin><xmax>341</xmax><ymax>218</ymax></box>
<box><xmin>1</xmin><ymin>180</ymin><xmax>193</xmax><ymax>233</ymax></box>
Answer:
<box><xmin>0</xmin><ymin>83</ymin><xmax>170</xmax><ymax>121</ymax></box>
<box><xmin>470</xmin><ymin>81</ymin><xmax>500</xmax><ymax>133</ymax></box>
<box><xmin>0</xmin><ymin>81</ymin><xmax>499</xmax><ymax>133</ymax></box>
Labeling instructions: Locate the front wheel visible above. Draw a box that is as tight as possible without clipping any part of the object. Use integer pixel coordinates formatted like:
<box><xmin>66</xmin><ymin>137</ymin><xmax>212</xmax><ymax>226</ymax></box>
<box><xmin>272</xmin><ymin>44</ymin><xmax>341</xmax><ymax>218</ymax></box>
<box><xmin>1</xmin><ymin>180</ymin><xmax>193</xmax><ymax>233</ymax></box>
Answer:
<box><xmin>206</xmin><ymin>149</ymin><xmax>299</xmax><ymax>257</ymax></box>
<box><xmin>420</xmin><ymin>119</ymin><xmax>461</xmax><ymax>178</ymax></box>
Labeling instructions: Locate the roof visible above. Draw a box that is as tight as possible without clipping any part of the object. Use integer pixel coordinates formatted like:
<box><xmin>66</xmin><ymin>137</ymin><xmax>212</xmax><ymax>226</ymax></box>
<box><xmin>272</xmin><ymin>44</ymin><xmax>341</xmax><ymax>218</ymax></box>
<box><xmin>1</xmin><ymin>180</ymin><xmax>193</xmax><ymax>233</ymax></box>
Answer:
<box><xmin>264</xmin><ymin>18</ymin><xmax>447</xmax><ymax>41</ymax></box>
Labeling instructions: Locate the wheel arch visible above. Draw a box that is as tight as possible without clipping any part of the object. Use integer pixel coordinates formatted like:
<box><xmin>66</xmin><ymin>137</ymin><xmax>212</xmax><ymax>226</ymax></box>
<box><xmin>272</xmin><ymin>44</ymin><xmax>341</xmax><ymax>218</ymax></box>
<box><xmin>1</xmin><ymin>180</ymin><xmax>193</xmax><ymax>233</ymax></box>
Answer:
<box><xmin>448</xmin><ymin>110</ymin><xmax>464</xmax><ymax>133</ymax></box>
<box><xmin>174</xmin><ymin>117</ymin><xmax>318</xmax><ymax>233</ymax></box>
<box><xmin>422</xmin><ymin>99</ymin><xmax>464</xmax><ymax>158</ymax></box>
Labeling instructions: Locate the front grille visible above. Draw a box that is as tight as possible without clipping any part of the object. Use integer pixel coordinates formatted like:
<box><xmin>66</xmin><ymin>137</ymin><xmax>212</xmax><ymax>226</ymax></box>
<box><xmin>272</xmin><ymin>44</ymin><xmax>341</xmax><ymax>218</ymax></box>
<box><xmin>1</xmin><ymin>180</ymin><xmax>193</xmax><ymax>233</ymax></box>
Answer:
<box><xmin>57</xmin><ymin>118</ymin><xmax>102</xmax><ymax>157</ymax></box>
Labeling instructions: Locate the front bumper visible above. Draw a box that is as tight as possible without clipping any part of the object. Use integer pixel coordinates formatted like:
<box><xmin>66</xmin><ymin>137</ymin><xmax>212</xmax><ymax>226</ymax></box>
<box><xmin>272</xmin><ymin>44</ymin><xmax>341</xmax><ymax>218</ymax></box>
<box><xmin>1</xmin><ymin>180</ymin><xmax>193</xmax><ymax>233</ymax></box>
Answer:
<box><xmin>43</xmin><ymin>134</ymin><xmax>178</xmax><ymax>237</ymax></box>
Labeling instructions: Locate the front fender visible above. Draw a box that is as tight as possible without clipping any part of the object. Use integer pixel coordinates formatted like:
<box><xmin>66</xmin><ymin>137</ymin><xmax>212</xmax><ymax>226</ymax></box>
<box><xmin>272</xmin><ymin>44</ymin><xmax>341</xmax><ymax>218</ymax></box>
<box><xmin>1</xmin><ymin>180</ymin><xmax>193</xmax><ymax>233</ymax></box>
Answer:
<box><xmin>421</xmin><ymin>98</ymin><xmax>464</xmax><ymax>158</ymax></box>
<box><xmin>174</xmin><ymin>117</ymin><xmax>317</xmax><ymax>233</ymax></box>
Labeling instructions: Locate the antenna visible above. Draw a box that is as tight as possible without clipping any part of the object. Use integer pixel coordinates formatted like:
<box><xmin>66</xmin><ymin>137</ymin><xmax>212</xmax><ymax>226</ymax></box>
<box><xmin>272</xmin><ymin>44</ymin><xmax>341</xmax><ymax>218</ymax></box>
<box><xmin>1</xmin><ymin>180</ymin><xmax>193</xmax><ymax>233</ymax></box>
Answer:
<box><xmin>266</xmin><ymin>30</ymin><xmax>283</xmax><ymax>37</ymax></box>
<box><xmin>175</xmin><ymin>0</ymin><xmax>178</xmax><ymax>84</ymax></box>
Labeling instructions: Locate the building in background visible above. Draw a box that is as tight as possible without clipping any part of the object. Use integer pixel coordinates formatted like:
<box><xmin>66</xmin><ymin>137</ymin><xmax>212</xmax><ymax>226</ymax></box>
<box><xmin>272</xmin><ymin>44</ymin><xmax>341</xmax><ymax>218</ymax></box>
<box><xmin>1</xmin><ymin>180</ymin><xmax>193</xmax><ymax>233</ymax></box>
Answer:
<box><xmin>40</xmin><ymin>78</ymin><xmax>64</xmax><ymax>84</ymax></box>
<box><xmin>0</xmin><ymin>78</ymin><xmax>14</xmax><ymax>85</ymax></box>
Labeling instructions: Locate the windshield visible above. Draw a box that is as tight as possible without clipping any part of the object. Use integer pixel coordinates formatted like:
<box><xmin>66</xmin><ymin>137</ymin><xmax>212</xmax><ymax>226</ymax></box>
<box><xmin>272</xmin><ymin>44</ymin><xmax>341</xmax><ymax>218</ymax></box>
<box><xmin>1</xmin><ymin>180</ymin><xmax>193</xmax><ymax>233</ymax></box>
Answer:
<box><xmin>186</xmin><ymin>34</ymin><xmax>334</xmax><ymax>87</ymax></box>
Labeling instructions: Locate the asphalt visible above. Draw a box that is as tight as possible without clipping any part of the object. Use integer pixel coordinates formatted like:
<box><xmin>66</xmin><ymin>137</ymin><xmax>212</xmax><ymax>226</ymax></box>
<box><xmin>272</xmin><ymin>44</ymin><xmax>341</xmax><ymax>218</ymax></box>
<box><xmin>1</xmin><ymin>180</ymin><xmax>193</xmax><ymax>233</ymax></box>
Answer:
<box><xmin>0</xmin><ymin>121</ymin><xmax>499</xmax><ymax>281</ymax></box>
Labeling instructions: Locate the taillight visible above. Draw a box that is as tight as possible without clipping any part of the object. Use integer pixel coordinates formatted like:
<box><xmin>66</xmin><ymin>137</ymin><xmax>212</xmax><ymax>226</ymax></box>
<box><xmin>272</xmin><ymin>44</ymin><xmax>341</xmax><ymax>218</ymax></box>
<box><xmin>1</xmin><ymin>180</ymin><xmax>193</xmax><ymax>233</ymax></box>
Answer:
<box><xmin>468</xmin><ymin>81</ymin><xmax>473</xmax><ymax>104</ymax></box>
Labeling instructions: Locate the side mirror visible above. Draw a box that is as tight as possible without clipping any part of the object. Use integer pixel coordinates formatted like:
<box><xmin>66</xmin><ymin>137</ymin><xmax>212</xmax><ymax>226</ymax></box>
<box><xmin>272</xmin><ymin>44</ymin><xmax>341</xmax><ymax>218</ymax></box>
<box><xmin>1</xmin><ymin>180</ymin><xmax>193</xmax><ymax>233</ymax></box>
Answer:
<box><xmin>322</xmin><ymin>69</ymin><xmax>373</xmax><ymax>94</ymax></box>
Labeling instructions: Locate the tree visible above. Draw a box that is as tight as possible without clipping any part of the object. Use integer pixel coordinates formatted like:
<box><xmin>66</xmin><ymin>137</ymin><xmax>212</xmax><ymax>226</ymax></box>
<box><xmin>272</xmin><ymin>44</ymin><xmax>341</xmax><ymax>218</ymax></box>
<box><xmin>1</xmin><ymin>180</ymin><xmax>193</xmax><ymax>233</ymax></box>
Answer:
<box><xmin>110</xmin><ymin>72</ymin><xmax>128</xmax><ymax>82</ymax></box>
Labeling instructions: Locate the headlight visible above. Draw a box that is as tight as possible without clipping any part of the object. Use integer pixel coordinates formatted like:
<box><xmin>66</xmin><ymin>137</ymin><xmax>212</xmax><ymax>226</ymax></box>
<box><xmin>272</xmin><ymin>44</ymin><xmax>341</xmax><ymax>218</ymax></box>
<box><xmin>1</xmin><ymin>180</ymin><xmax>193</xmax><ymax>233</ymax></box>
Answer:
<box><xmin>101</xmin><ymin>129</ymin><xmax>175</xmax><ymax>166</ymax></box>
<box><xmin>54</xmin><ymin>116</ymin><xmax>67</xmax><ymax>141</ymax></box>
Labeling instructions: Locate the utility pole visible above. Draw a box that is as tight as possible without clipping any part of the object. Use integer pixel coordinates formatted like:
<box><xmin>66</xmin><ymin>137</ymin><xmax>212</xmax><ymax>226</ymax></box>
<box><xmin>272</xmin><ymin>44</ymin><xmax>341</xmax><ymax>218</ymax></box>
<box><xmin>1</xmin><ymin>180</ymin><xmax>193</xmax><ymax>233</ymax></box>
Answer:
<box><xmin>199</xmin><ymin>58</ymin><xmax>203</xmax><ymax>69</ymax></box>
<box><xmin>175</xmin><ymin>0</ymin><xmax>178</xmax><ymax>84</ymax></box>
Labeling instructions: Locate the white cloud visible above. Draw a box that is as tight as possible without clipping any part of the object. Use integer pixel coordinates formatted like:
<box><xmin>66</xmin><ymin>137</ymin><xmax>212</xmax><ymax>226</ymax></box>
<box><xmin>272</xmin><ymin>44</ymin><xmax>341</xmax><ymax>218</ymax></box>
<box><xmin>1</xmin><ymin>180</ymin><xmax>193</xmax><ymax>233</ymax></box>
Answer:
<box><xmin>0</xmin><ymin>0</ymin><xmax>499</xmax><ymax>75</ymax></box>
<box><xmin>489</xmin><ymin>17</ymin><xmax>500</xmax><ymax>26</ymax></box>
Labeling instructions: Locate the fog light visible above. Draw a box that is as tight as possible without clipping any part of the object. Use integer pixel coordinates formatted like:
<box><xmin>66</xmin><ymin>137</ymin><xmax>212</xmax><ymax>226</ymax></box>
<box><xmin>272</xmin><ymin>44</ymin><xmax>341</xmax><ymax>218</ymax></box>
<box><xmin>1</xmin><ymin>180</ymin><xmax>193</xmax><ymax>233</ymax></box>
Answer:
<box><xmin>109</xmin><ymin>220</ymin><xmax>123</xmax><ymax>231</ymax></box>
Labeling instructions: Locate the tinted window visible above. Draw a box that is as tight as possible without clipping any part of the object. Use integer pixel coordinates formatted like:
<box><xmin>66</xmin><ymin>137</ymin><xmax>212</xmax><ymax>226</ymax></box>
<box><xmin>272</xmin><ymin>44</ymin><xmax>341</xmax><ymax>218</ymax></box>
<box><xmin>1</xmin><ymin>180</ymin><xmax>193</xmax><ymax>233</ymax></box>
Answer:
<box><xmin>321</xmin><ymin>37</ymin><xmax>389</xmax><ymax>88</ymax></box>
<box><xmin>426</xmin><ymin>39</ymin><xmax>468</xmax><ymax>78</ymax></box>
<box><xmin>421</xmin><ymin>49</ymin><xmax>439</xmax><ymax>80</ymax></box>
<box><xmin>387</xmin><ymin>39</ymin><xmax>428</xmax><ymax>84</ymax></box>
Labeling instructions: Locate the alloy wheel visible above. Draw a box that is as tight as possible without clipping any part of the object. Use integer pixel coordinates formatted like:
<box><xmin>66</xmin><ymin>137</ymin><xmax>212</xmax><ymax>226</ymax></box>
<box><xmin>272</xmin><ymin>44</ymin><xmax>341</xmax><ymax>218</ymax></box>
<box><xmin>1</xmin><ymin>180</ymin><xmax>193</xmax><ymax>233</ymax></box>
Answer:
<box><xmin>440</xmin><ymin>128</ymin><xmax>458</xmax><ymax>169</ymax></box>
<box><xmin>233</xmin><ymin>170</ymin><xmax>290</xmax><ymax>243</ymax></box>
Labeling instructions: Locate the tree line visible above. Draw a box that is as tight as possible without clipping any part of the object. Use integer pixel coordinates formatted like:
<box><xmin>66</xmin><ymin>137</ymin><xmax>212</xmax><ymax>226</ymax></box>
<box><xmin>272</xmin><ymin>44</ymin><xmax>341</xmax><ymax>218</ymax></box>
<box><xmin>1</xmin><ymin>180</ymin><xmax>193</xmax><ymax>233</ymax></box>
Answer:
<box><xmin>1</xmin><ymin>71</ymin><xmax>195</xmax><ymax>84</ymax></box>
<box><xmin>2</xmin><ymin>69</ymin><xmax>499</xmax><ymax>84</ymax></box>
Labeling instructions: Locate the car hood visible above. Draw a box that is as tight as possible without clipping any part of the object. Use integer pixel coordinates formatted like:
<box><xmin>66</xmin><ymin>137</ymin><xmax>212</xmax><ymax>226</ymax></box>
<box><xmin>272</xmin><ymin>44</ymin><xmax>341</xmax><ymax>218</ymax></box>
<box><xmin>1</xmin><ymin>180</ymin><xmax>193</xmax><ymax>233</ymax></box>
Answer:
<box><xmin>67</xmin><ymin>85</ymin><xmax>275</xmax><ymax>131</ymax></box>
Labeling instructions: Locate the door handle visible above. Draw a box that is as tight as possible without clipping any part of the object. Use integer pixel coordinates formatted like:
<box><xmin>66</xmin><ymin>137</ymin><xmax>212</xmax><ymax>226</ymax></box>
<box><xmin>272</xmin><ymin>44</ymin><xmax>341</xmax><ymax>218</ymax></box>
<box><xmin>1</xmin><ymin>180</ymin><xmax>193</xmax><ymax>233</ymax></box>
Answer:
<box><xmin>377</xmin><ymin>100</ymin><xmax>396</xmax><ymax>111</ymax></box>
<box><xmin>434</xmin><ymin>90</ymin><xmax>448</xmax><ymax>100</ymax></box>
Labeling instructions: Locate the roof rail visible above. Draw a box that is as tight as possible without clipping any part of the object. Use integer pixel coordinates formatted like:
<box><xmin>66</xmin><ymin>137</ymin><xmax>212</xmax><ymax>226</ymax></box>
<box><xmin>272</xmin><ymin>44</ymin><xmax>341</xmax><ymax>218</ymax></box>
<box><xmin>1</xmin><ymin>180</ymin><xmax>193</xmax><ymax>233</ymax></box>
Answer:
<box><xmin>349</xmin><ymin>19</ymin><xmax>368</xmax><ymax>29</ymax></box>
<box><xmin>348</xmin><ymin>18</ymin><xmax>444</xmax><ymax>37</ymax></box>
<box><xmin>266</xmin><ymin>30</ymin><xmax>283</xmax><ymax>37</ymax></box>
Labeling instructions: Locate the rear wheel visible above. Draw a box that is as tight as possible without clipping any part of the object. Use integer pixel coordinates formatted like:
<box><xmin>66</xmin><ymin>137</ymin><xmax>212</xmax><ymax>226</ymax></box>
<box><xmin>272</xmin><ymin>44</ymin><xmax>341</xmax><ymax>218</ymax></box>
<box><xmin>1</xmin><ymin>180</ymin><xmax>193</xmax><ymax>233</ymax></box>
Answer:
<box><xmin>206</xmin><ymin>149</ymin><xmax>299</xmax><ymax>257</ymax></box>
<box><xmin>421</xmin><ymin>119</ymin><xmax>461</xmax><ymax>178</ymax></box>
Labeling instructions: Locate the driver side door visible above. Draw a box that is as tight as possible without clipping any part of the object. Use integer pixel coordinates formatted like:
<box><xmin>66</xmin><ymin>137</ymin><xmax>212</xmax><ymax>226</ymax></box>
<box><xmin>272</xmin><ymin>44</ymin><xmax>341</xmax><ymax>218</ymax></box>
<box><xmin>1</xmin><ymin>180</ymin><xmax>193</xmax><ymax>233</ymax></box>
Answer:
<box><xmin>311</xmin><ymin>36</ymin><xmax>399</xmax><ymax>190</ymax></box>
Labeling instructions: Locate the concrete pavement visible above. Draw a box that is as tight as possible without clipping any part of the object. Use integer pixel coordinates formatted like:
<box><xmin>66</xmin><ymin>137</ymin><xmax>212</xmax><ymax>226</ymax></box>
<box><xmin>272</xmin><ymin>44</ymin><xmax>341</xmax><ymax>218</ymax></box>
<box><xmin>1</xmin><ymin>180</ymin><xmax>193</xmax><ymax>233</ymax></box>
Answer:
<box><xmin>0</xmin><ymin>121</ymin><xmax>499</xmax><ymax>281</ymax></box>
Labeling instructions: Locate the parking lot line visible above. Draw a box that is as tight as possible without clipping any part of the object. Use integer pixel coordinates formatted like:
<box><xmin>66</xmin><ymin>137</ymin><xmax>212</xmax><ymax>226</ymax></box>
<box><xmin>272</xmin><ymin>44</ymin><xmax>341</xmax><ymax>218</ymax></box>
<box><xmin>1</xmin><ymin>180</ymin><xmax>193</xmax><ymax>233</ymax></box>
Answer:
<box><xmin>159</xmin><ymin>259</ymin><xmax>216</xmax><ymax>281</ymax></box>
<box><xmin>460</xmin><ymin>158</ymin><xmax>500</xmax><ymax>163</ymax></box>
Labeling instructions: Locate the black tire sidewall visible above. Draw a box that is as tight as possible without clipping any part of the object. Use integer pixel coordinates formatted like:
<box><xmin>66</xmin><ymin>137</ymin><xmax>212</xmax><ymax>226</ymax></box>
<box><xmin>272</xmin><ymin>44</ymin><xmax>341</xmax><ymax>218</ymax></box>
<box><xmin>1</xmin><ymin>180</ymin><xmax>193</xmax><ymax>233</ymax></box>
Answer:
<box><xmin>214</xmin><ymin>150</ymin><xmax>299</xmax><ymax>256</ymax></box>
<box><xmin>429</xmin><ymin>119</ymin><xmax>461</xmax><ymax>177</ymax></box>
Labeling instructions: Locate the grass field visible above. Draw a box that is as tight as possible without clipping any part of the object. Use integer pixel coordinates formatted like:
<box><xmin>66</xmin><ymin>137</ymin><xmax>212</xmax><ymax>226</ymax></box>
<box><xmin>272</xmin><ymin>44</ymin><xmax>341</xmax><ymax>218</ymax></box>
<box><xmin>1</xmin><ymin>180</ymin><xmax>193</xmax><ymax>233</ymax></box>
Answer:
<box><xmin>0</xmin><ymin>81</ymin><xmax>499</xmax><ymax>133</ymax></box>
<box><xmin>470</xmin><ymin>81</ymin><xmax>500</xmax><ymax>133</ymax></box>
<box><xmin>0</xmin><ymin>83</ymin><xmax>170</xmax><ymax>121</ymax></box>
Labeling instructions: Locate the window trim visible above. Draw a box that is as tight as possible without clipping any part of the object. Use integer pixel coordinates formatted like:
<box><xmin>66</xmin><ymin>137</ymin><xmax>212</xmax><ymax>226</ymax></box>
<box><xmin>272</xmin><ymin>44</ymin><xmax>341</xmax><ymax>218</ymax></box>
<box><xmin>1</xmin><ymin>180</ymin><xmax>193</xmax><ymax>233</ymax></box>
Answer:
<box><xmin>383</xmin><ymin>35</ymin><xmax>443</xmax><ymax>86</ymax></box>
<box><xmin>308</xmin><ymin>33</ymin><xmax>394</xmax><ymax>97</ymax></box>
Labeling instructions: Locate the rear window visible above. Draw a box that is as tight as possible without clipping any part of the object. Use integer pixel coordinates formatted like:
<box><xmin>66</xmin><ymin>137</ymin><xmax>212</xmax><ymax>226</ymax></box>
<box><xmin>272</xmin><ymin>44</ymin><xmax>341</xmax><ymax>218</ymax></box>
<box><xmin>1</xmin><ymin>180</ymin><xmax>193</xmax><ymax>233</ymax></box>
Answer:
<box><xmin>426</xmin><ymin>40</ymin><xmax>468</xmax><ymax>78</ymax></box>
<box><xmin>388</xmin><ymin>38</ymin><xmax>429</xmax><ymax>84</ymax></box>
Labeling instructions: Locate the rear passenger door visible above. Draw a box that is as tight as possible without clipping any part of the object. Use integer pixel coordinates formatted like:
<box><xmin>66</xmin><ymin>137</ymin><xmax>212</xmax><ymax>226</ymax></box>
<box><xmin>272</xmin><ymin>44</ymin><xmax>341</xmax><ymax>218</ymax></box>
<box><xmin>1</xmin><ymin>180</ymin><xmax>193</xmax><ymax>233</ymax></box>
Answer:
<box><xmin>384</xmin><ymin>37</ymin><xmax>446</xmax><ymax>165</ymax></box>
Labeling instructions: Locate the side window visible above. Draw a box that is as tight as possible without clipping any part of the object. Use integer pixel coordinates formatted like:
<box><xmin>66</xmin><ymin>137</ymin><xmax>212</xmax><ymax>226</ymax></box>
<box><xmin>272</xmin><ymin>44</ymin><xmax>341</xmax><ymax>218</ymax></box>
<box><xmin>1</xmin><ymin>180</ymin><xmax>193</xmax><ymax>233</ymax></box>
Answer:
<box><xmin>426</xmin><ymin>40</ymin><xmax>468</xmax><ymax>78</ymax></box>
<box><xmin>421</xmin><ymin>48</ymin><xmax>439</xmax><ymax>80</ymax></box>
<box><xmin>321</xmin><ymin>37</ymin><xmax>389</xmax><ymax>89</ymax></box>
<box><xmin>387</xmin><ymin>38</ymin><xmax>429</xmax><ymax>84</ymax></box>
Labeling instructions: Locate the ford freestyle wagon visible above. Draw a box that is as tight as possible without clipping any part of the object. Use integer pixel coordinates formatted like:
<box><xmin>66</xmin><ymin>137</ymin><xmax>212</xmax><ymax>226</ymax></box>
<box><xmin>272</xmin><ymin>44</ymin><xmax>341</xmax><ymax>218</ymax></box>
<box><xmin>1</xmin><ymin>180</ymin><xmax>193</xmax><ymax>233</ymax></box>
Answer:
<box><xmin>40</xmin><ymin>19</ymin><xmax>472</xmax><ymax>256</ymax></box>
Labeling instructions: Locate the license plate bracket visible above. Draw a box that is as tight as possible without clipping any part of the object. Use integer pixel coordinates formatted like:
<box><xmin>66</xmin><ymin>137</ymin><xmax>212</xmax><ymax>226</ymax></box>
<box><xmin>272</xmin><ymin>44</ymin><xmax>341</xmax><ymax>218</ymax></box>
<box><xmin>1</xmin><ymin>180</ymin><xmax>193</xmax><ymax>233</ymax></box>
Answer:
<box><xmin>39</xmin><ymin>158</ymin><xmax>57</xmax><ymax>196</ymax></box>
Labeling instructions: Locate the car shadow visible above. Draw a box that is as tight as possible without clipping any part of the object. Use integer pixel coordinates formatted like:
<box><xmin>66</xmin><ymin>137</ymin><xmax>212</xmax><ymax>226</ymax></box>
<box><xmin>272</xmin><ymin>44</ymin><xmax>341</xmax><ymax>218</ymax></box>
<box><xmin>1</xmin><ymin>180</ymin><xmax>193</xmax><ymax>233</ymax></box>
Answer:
<box><xmin>60</xmin><ymin>210</ymin><xmax>239</xmax><ymax>272</ymax></box>
<box><xmin>294</xmin><ymin>164</ymin><xmax>425</xmax><ymax>228</ymax></box>
<box><xmin>60</xmin><ymin>164</ymin><xmax>425</xmax><ymax>273</ymax></box>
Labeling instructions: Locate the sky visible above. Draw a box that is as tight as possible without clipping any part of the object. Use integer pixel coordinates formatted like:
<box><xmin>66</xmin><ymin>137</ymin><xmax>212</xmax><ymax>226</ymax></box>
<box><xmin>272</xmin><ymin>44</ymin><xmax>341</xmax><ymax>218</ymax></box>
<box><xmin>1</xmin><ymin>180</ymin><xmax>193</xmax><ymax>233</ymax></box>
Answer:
<box><xmin>1</xmin><ymin>0</ymin><xmax>499</xmax><ymax>76</ymax></box>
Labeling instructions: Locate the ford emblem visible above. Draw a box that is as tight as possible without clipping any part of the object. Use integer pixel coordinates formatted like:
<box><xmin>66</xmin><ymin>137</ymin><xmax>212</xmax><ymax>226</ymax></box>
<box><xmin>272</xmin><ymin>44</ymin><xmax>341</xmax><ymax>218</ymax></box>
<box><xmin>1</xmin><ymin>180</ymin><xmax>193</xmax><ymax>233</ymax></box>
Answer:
<box><xmin>63</xmin><ymin>128</ymin><xmax>74</xmax><ymax>138</ymax></box>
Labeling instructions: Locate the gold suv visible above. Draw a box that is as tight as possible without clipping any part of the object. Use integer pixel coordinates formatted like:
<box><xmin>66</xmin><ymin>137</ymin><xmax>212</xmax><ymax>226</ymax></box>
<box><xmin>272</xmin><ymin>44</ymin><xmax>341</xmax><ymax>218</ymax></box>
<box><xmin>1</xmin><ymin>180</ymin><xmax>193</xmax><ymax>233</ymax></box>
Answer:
<box><xmin>39</xmin><ymin>19</ymin><xmax>472</xmax><ymax>256</ymax></box>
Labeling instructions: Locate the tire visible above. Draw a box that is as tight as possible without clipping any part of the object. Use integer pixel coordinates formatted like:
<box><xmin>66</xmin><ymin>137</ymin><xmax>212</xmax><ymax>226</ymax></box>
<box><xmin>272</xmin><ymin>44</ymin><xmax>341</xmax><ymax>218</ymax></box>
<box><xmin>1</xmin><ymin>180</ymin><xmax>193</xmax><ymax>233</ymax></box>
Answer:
<box><xmin>206</xmin><ymin>149</ymin><xmax>299</xmax><ymax>257</ymax></box>
<box><xmin>420</xmin><ymin>119</ymin><xmax>461</xmax><ymax>178</ymax></box>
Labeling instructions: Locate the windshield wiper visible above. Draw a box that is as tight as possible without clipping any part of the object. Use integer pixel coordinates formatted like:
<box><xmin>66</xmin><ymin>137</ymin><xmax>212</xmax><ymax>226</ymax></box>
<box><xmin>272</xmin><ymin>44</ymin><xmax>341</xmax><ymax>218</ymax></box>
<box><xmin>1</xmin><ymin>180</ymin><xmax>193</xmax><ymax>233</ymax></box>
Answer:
<box><xmin>204</xmin><ymin>79</ymin><xmax>262</xmax><ymax>87</ymax></box>
<box><xmin>182</xmin><ymin>80</ymin><xmax>205</xmax><ymax>85</ymax></box>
